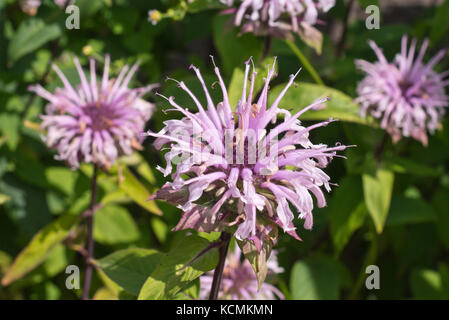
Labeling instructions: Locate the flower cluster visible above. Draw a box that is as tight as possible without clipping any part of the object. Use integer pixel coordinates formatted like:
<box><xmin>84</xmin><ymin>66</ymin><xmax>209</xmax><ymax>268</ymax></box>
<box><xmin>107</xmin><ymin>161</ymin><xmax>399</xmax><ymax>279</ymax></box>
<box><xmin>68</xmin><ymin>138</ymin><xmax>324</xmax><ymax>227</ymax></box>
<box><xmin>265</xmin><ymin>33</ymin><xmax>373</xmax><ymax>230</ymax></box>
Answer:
<box><xmin>148</xmin><ymin>57</ymin><xmax>347</xmax><ymax>248</ymax></box>
<box><xmin>220</xmin><ymin>0</ymin><xmax>335</xmax><ymax>41</ymax></box>
<box><xmin>31</xmin><ymin>55</ymin><xmax>156</xmax><ymax>169</ymax></box>
<box><xmin>200</xmin><ymin>246</ymin><xmax>284</xmax><ymax>299</ymax></box>
<box><xmin>356</xmin><ymin>36</ymin><xmax>449</xmax><ymax>145</ymax></box>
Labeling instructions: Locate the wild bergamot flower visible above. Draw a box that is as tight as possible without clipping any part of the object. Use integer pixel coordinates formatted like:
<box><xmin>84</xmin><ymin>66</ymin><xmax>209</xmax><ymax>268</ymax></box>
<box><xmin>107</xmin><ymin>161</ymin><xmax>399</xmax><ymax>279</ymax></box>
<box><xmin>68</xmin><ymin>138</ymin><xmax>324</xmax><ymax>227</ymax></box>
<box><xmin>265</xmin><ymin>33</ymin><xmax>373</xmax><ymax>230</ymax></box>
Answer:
<box><xmin>356</xmin><ymin>36</ymin><xmax>449</xmax><ymax>145</ymax></box>
<box><xmin>31</xmin><ymin>55</ymin><xmax>156</xmax><ymax>169</ymax></box>
<box><xmin>147</xmin><ymin>57</ymin><xmax>348</xmax><ymax>247</ymax></box>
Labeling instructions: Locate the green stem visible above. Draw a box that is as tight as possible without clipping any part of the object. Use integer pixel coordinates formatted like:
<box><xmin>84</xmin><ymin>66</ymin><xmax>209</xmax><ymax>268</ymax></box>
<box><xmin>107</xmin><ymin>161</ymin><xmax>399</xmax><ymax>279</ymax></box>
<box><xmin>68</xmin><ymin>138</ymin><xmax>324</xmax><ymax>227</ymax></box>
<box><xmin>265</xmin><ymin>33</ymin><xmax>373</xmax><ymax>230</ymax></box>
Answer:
<box><xmin>285</xmin><ymin>39</ymin><xmax>324</xmax><ymax>86</ymax></box>
<box><xmin>348</xmin><ymin>225</ymin><xmax>378</xmax><ymax>300</ymax></box>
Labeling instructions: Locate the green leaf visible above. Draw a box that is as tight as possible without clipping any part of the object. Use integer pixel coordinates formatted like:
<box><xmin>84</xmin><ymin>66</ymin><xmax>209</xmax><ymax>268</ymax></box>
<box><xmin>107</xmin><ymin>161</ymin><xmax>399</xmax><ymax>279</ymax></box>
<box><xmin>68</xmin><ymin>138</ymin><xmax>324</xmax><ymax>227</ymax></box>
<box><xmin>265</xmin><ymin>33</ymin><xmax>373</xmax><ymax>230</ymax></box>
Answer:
<box><xmin>0</xmin><ymin>113</ymin><xmax>20</xmax><ymax>150</ymax></box>
<box><xmin>150</xmin><ymin>217</ymin><xmax>168</xmax><ymax>244</ymax></box>
<box><xmin>237</xmin><ymin>238</ymin><xmax>272</xmax><ymax>289</ymax></box>
<box><xmin>138</xmin><ymin>235</ymin><xmax>218</xmax><ymax>300</ymax></box>
<box><xmin>94</xmin><ymin>205</ymin><xmax>140</xmax><ymax>245</ymax></box>
<box><xmin>15</xmin><ymin>244</ymin><xmax>72</xmax><ymax>288</ymax></box>
<box><xmin>8</xmin><ymin>18</ymin><xmax>61</xmax><ymax>62</ymax></box>
<box><xmin>45</xmin><ymin>167</ymin><xmax>79</xmax><ymax>196</ymax></box>
<box><xmin>118</xmin><ymin>166</ymin><xmax>161</xmax><ymax>215</ymax></box>
<box><xmin>362</xmin><ymin>169</ymin><xmax>394</xmax><ymax>233</ymax></box>
<box><xmin>386</xmin><ymin>196</ymin><xmax>437</xmax><ymax>226</ymax></box>
<box><xmin>0</xmin><ymin>193</ymin><xmax>10</xmax><ymax>205</ymax></box>
<box><xmin>1</xmin><ymin>212</ymin><xmax>79</xmax><ymax>286</ymax></box>
<box><xmin>187</xmin><ymin>0</ymin><xmax>226</xmax><ymax>13</ymax></box>
<box><xmin>290</xmin><ymin>255</ymin><xmax>342</xmax><ymax>300</ymax></box>
<box><xmin>268</xmin><ymin>82</ymin><xmax>373</xmax><ymax>125</ymax></box>
<box><xmin>98</xmin><ymin>248</ymin><xmax>163</xmax><ymax>296</ymax></box>
<box><xmin>356</xmin><ymin>0</ymin><xmax>379</xmax><ymax>8</ymax></box>
<box><xmin>329</xmin><ymin>176</ymin><xmax>366</xmax><ymax>254</ymax></box>
<box><xmin>228</xmin><ymin>67</ymin><xmax>245</xmax><ymax>110</ymax></box>
<box><xmin>212</xmin><ymin>15</ymin><xmax>263</xmax><ymax>75</ymax></box>
<box><xmin>430</xmin><ymin>0</ymin><xmax>449</xmax><ymax>44</ymax></box>
<box><xmin>384</xmin><ymin>155</ymin><xmax>441</xmax><ymax>177</ymax></box>
<box><xmin>411</xmin><ymin>269</ymin><xmax>443</xmax><ymax>300</ymax></box>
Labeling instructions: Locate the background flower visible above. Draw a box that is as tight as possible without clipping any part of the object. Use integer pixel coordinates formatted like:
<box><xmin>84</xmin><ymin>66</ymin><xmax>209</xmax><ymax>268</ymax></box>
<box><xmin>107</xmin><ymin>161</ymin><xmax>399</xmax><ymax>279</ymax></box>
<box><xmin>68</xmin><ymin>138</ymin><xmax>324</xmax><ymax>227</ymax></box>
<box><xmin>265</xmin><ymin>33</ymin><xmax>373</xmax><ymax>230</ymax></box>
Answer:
<box><xmin>356</xmin><ymin>36</ymin><xmax>449</xmax><ymax>145</ymax></box>
<box><xmin>220</xmin><ymin>0</ymin><xmax>335</xmax><ymax>53</ymax></box>
<box><xmin>30</xmin><ymin>55</ymin><xmax>156</xmax><ymax>169</ymax></box>
<box><xmin>200</xmin><ymin>246</ymin><xmax>284</xmax><ymax>299</ymax></box>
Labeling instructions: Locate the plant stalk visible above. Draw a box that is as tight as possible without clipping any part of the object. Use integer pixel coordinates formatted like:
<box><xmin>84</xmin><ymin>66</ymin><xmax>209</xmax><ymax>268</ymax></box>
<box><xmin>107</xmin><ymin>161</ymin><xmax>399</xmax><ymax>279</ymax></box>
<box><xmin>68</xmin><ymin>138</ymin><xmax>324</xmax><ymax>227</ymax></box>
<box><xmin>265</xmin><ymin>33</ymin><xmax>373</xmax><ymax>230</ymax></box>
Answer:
<box><xmin>208</xmin><ymin>232</ymin><xmax>231</xmax><ymax>300</ymax></box>
<box><xmin>285</xmin><ymin>39</ymin><xmax>324</xmax><ymax>86</ymax></box>
<box><xmin>82</xmin><ymin>164</ymin><xmax>98</xmax><ymax>300</ymax></box>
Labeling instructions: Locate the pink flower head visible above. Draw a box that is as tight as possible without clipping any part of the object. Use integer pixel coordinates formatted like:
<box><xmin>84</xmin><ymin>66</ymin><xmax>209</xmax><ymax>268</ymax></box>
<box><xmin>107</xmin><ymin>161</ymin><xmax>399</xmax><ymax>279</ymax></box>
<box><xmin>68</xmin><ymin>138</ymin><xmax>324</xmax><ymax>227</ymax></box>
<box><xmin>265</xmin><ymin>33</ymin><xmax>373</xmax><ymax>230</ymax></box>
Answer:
<box><xmin>147</xmin><ymin>57</ymin><xmax>348</xmax><ymax>246</ymax></box>
<box><xmin>356</xmin><ymin>36</ymin><xmax>449</xmax><ymax>146</ymax></box>
<box><xmin>31</xmin><ymin>55</ymin><xmax>156</xmax><ymax>169</ymax></box>
<box><xmin>221</xmin><ymin>0</ymin><xmax>335</xmax><ymax>40</ymax></box>
<box><xmin>200</xmin><ymin>246</ymin><xmax>284</xmax><ymax>300</ymax></box>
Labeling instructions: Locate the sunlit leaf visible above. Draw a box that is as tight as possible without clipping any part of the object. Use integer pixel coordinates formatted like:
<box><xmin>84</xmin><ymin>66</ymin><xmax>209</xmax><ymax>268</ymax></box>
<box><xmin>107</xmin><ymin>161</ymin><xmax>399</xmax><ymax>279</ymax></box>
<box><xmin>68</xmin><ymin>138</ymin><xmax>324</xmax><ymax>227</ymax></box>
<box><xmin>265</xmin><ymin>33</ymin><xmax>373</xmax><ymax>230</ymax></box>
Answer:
<box><xmin>268</xmin><ymin>82</ymin><xmax>374</xmax><ymax>125</ymax></box>
<box><xmin>94</xmin><ymin>205</ymin><xmax>140</xmax><ymax>245</ymax></box>
<box><xmin>363</xmin><ymin>169</ymin><xmax>394</xmax><ymax>233</ymax></box>
<box><xmin>98</xmin><ymin>248</ymin><xmax>163</xmax><ymax>296</ymax></box>
<box><xmin>138</xmin><ymin>235</ymin><xmax>218</xmax><ymax>300</ymax></box>
<box><xmin>1</xmin><ymin>212</ymin><xmax>79</xmax><ymax>286</ymax></box>
<box><xmin>118</xmin><ymin>166</ymin><xmax>161</xmax><ymax>215</ymax></box>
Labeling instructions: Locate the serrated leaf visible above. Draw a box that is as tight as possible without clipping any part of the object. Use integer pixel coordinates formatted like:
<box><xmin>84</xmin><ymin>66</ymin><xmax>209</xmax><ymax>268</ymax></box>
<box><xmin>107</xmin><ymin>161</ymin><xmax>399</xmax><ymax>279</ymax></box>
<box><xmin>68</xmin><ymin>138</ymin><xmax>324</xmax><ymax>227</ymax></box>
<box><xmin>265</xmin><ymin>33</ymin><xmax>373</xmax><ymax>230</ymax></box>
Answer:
<box><xmin>1</xmin><ymin>212</ymin><xmax>79</xmax><ymax>286</ymax></box>
<box><xmin>118</xmin><ymin>166</ymin><xmax>161</xmax><ymax>215</ymax></box>
<box><xmin>268</xmin><ymin>82</ymin><xmax>373</xmax><ymax>125</ymax></box>
<box><xmin>138</xmin><ymin>235</ymin><xmax>218</xmax><ymax>300</ymax></box>
<box><xmin>94</xmin><ymin>205</ymin><xmax>140</xmax><ymax>245</ymax></box>
<box><xmin>98</xmin><ymin>248</ymin><xmax>163</xmax><ymax>296</ymax></box>
<box><xmin>363</xmin><ymin>169</ymin><xmax>394</xmax><ymax>234</ymax></box>
<box><xmin>8</xmin><ymin>18</ymin><xmax>61</xmax><ymax>62</ymax></box>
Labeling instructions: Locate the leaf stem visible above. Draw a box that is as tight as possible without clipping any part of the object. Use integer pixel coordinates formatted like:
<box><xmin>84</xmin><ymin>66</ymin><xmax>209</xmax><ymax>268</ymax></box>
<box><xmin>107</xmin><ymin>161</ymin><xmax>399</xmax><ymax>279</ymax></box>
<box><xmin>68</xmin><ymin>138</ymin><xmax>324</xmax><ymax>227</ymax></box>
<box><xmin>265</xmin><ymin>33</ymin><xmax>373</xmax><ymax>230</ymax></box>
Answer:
<box><xmin>284</xmin><ymin>39</ymin><xmax>324</xmax><ymax>86</ymax></box>
<box><xmin>82</xmin><ymin>164</ymin><xmax>98</xmax><ymax>300</ymax></box>
<box><xmin>208</xmin><ymin>232</ymin><xmax>231</xmax><ymax>300</ymax></box>
<box><xmin>336</xmin><ymin>0</ymin><xmax>355</xmax><ymax>57</ymax></box>
<box><xmin>375</xmin><ymin>132</ymin><xmax>389</xmax><ymax>163</ymax></box>
<box><xmin>260</xmin><ymin>36</ymin><xmax>272</xmax><ymax>64</ymax></box>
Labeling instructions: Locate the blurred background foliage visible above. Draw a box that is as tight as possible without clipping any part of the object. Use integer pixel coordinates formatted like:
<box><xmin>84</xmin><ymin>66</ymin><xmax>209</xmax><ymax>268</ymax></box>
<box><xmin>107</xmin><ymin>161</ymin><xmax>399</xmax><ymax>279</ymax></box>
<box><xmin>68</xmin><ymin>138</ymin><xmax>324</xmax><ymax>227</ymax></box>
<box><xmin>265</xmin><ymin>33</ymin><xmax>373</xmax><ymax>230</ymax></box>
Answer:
<box><xmin>0</xmin><ymin>0</ymin><xmax>449</xmax><ymax>300</ymax></box>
